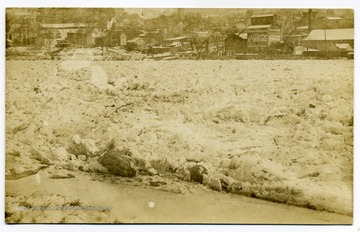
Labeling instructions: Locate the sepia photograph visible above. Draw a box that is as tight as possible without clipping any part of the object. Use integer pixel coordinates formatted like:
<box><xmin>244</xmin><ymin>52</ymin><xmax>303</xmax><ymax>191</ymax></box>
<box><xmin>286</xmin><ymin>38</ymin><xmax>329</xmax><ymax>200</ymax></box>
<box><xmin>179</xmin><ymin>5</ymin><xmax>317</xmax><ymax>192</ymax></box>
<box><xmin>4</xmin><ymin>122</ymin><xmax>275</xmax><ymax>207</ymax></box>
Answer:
<box><xmin>4</xmin><ymin>7</ymin><xmax>354</xmax><ymax>225</ymax></box>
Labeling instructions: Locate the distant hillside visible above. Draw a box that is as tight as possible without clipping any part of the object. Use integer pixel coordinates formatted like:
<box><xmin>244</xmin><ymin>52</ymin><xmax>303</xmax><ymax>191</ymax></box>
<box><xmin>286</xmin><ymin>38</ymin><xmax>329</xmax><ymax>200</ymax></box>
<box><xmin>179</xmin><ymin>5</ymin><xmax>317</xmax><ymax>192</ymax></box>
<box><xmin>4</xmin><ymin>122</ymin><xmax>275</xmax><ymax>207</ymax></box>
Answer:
<box><xmin>124</xmin><ymin>8</ymin><xmax>353</xmax><ymax>19</ymax></box>
<box><xmin>123</xmin><ymin>8</ymin><xmax>249</xmax><ymax>18</ymax></box>
<box><xmin>124</xmin><ymin>8</ymin><xmax>176</xmax><ymax>18</ymax></box>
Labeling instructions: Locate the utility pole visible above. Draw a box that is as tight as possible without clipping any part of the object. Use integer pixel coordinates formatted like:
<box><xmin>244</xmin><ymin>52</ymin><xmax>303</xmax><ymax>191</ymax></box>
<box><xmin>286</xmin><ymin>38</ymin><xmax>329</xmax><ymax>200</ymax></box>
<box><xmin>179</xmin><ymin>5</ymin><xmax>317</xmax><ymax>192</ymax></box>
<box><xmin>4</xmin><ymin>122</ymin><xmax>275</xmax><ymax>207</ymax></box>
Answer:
<box><xmin>324</xmin><ymin>22</ymin><xmax>327</xmax><ymax>53</ymax></box>
<box><xmin>308</xmin><ymin>9</ymin><xmax>312</xmax><ymax>32</ymax></box>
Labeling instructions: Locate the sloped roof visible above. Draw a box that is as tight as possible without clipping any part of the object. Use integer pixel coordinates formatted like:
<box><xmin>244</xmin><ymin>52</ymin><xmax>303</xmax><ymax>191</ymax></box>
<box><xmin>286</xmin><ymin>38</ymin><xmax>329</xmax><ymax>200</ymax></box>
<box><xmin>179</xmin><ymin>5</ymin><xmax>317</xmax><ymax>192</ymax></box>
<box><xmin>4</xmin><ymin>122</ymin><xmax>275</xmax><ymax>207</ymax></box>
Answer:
<box><xmin>251</xmin><ymin>14</ymin><xmax>276</xmax><ymax>18</ymax></box>
<box><xmin>127</xmin><ymin>37</ymin><xmax>144</xmax><ymax>43</ymax></box>
<box><xmin>165</xmin><ymin>36</ymin><xmax>190</xmax><ymax>41</ymax></box>
<box><xmin>324</xmin><ymin>16</ymin><xmax>342</xmax><ymax>20</ymax></box>
<box><xmin>335</xmin><ymin>43</ymin><xmax>353</xmax><ymax>51</ymax></box>
<box><xmin>247</xmin><ymin>25</ymin><xmax>272</xmax><ymax>29</ymax></box>
<box><xmin>40</xmin><ymin>23</ymin><xmax>88</xmax><ymax>29</ymax></box>
<box><xmin>303</xmin><ymin>28</ymin><xmax>354</xmax><ymax>41</ymax></box>
<box><xmin>235</xmin><ymin>32</ymin><xmax>248</xmax><ymax>39</ymax></box>
<box><xmin>296</xmin><ymin>26</ymin><xmax>309</xmax><ymax>30</ymax></box>
<box><xmin>225</xmin><ymin>33</ymin><xmax>247</xmax><ymax>41</ymax></box>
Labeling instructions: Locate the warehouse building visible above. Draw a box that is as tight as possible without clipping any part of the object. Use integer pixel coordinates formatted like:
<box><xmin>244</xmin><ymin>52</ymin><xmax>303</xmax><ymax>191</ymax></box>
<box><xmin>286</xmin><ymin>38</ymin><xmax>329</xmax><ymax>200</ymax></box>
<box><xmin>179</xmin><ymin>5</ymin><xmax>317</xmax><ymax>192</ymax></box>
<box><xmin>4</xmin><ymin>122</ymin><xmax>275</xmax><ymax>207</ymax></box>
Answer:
<box><xmin>247</xmin><ymin>14</ymin><xmax>283</xmax><ymax>52</ymax></box>
<box><xmin>301</xmin><ymin>28</ymin><xmax>354</xmax><ymax>51</ymax></box>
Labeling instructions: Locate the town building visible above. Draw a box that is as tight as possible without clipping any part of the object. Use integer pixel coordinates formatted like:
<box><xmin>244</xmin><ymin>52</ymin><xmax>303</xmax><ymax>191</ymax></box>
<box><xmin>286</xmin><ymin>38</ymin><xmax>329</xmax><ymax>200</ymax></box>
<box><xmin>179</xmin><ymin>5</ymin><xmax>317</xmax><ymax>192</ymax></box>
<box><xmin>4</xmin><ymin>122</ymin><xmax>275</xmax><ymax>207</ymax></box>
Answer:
<box><xmin>67</xmin><ymin>28</ymin><xmax>95</xmax><ymax>47</ymax></box>
<box><xmin>6</xmin><ymin>10</ymin><xmax>39</xmax><ymax>46</ymax></box>
<box><xmin>164</xmin><ymin>36</ymin><xmax>190</xmax><ymax>45</ymax></box>
<box><xmin>251</xmin><ymin>14</ymin><xmax>277</xmax><ymax>26</ymax></box>
<box><xmin>139</xmin><ymin>29</ymin><xmax>164</xmax><ymax>45</ymax></box>
<box><xmin>246</xmin><ymin>14</ymin><xmax>282</xmax><ymax>52</ymax></box>
<box><xmin>126</xmin><ymin>37</ymin><xmax>146</xmax><ymax>50</ymax></box>
<box><xmin>171</xmin><ymin>21</ymin><xmax>185</xmax><ymax>35</ymax></box>
<box><xmin>7</xmin><ymin>24</ymin><xmax>38</xmax><ymax>46</ymax></box>
<box><xmin>284</xmin><ymin>26</ymin><xmax>310</xmax><ymax>47</ymax></box>
<box><xmin>192</xmin><ymin>31</ymin><xmax>210</xmax><ymax>40</ymax></box>
<box><xmin>311</xmin><ymin>16</ymin><xmax>354</xmax><ymax>30</ymax></box>
<box><xmin>301</xmin><ymin>28</ymin><xmax>354</xmax><ymax>51</ymax></box>
<box><xmin>247</xmin><ymin>25</ymin><xmax>282</xmax><ymax>51</ymax></box>
<box><xmin>35</xmin><ymin>23</ymin><xmax>95</xmax><ymax>47</ymax></box>
<box><xmin>120</xmin><ymin>34</ymin><xmax>127</xmax><ymax>46</ymax></box>
<box><xmin>224</xmin><ymin>32</ymin><xmax>247</xmax><ymax>55</ymax></box>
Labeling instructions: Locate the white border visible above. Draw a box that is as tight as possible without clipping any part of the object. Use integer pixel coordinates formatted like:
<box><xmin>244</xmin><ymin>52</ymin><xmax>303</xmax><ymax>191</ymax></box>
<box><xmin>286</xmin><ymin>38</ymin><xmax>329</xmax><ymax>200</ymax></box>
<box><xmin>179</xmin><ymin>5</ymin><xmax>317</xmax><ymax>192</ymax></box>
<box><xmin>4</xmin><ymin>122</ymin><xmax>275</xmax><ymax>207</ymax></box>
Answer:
<box><xmin>0</xmin><ymin>0</ymin><xmax>357</xmax><ymax>8</ymax></box>
<box><xmin>1</xmin><ymin>1</ymin><xmax>358</xmax><ymax>232</ymax></box>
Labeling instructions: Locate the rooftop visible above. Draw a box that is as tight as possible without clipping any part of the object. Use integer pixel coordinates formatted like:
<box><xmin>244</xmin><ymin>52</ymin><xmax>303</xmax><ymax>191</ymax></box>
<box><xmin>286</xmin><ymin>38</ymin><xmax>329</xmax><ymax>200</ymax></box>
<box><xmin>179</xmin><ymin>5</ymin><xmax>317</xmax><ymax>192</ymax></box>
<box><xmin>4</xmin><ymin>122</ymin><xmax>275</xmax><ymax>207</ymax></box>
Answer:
<box><xmin>303</xmin><ymin>28</ymin><xmax>354</xmax><ymax>41</ymax></box>
<box><xmin>324</xmin><ymin>16</ymin><xmax>342</xmax><ymax>20</ymax></box>
<box><xmin>165</xmin><ymin>36</ymin><xmax>190</xmax><ymax>41</ymax></box>
<box><xmin>127</xmin><ymin>37</ymin><xmax>143</xmax><ymax>43</ymax></box>
<box><xmin>335</xmin><ymin>43</ymin><xmax>353</xmax><ymax>51</ymax></box>
<box><xmin>234</xmin><ymin>32</ymin><xmax>248</xmax><ymax>39</ymax></box>
<box><xmin>40</xmin><ymin>23</ymin><xmax>89</xmax><ymax>29</ymax></box>
<box><xmin>296</xmin><ymin>26</ymin><xmax>309</xmax><ymax>30</ymax></box>
<box><xmin>251</xmin><ymin>14</ymin><xmax>276</xmax><ymax>18</ymax></box>
<box><xmin>247</xmin><ymin>25</ymin><xmax>273</xmax><ymax>29</ymax></box>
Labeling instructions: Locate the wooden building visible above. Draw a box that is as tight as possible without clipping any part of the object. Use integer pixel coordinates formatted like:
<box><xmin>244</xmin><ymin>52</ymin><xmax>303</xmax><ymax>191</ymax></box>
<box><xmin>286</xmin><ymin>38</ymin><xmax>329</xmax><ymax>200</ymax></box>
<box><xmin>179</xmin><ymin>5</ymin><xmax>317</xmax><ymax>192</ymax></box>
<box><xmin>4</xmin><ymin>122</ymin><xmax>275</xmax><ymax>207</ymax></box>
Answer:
<box><xmin>224</xmin><ymin>33</ymin><xmax>247</xmax><ymax>55</ymax></box>
<box><xmin>126</xmin><ymin>37</ymin><xmax>146</xmax><ymax>50</ymax></box>
<box><xmin>247</xmin><ymin>14</ymin><xmax>282</xmax><ymax>52</ymax></box>
<box><xmin>251</xmin><ymin>14</ymin><xmax>277</xmax><ymax>26</ymax></box>
<box><xmin>247</xmin><ymin>25</ymin><xmax>282</xmax><ymax>51</ymax></box>
<box><xmin>311</xmin><ymin>17</ymin><xmax>354</xmax><ymax>30</ymax></box>
<box><xmin>67</xmin><ymin>31</ymin><xmax>95</xmax><ymax>47</ymax></box>
<box><xmin>301</xmin><ymin>28</ymin><xmax>354</xmax><ymax>51</ymax></box>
